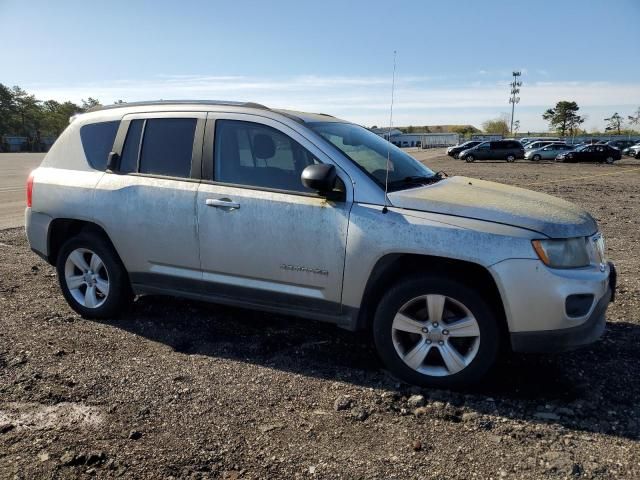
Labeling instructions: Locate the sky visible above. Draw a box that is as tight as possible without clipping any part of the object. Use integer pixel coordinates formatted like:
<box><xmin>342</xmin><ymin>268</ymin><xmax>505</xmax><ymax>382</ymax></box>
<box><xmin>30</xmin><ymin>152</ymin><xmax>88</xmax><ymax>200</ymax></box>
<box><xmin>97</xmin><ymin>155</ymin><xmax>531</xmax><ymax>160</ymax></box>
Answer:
<box><xmin>1</xmin><ymin>0</ymin><xmax>639</xmax><ymax>132</ymax></box>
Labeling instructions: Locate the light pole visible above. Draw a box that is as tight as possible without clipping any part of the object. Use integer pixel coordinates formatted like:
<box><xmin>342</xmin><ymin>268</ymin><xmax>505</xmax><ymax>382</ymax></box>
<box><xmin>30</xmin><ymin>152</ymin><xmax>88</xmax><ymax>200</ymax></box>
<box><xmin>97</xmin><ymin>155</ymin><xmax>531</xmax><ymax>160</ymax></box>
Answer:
<box><xmin>509</xmin><ymin>71</ymin><xmax>522</xmax><ymax>136</ymax></box>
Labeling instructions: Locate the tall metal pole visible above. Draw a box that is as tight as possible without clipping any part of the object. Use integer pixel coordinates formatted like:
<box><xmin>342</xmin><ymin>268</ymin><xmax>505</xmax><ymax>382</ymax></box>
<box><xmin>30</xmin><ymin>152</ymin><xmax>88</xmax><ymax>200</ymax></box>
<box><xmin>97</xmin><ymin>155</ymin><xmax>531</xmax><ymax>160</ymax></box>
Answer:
<box><xmin>509</xmin><ymin>71</ymin><xmax>522</xmax><ymax>136</ymax></box>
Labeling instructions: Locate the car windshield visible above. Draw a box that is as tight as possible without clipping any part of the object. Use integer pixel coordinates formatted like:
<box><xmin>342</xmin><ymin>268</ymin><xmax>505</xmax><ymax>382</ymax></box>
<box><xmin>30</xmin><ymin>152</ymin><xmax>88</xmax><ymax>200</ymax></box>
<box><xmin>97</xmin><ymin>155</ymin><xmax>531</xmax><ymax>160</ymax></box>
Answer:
<box><xmin>308</xmin><ymin>122</ymin><xmax>436</xmax><ymax>188</ymax></box>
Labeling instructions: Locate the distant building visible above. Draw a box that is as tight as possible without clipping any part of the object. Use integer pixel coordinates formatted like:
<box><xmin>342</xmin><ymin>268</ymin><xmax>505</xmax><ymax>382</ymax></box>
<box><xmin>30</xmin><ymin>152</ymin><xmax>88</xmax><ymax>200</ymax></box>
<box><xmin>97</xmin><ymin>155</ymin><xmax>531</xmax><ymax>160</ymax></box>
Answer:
<box><xmin>370</xmin><ymin>128</ymin><xmax>459</xmax><ymax>148</ymax></box>
<box><xmin>471</xmin><ymin>134</ymin><xmax>503</xmax><ymax>141</ymax></box>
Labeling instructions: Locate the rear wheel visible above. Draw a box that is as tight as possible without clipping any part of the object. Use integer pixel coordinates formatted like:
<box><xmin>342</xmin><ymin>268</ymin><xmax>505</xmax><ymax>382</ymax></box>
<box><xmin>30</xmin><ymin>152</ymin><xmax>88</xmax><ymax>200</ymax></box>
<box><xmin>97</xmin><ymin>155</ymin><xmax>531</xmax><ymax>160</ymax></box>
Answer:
<box><xmin>465</xmin><ymin>155</ymin><xmax>475</xmax><ymax>163</ymax></box>
<box><xmin>506</xmin><ymin>154</ymin><xmax>516</xmax><ymax>162</ymax></box>
<box><xmin>373</xmin><ymin>275</ymin><xmax>501</xmax><ymax>388</ymax></box>
<box><xmin>56</xmin><ymin>232</ymin><xmax>132</xmax><ymax>318</ymax></box>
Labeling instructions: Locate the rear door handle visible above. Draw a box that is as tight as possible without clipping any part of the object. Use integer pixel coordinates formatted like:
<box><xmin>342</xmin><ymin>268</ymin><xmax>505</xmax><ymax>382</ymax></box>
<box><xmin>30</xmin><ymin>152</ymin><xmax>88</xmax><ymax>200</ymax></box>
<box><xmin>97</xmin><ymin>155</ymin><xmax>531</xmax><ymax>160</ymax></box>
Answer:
<box><xmin>205</xmin><ymin>198</ymin><xmax>240</xmax><ymax>210</ymax></box>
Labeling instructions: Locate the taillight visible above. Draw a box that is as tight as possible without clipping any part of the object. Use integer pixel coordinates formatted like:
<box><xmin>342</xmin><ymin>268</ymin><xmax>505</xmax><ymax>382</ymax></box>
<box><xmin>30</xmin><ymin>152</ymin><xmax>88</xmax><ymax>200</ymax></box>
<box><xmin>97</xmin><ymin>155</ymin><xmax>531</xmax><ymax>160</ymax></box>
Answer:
<box><xmin>26</xmin><ymin>171</ymin><xmax>34</xmax><ymax>208</ymax></box>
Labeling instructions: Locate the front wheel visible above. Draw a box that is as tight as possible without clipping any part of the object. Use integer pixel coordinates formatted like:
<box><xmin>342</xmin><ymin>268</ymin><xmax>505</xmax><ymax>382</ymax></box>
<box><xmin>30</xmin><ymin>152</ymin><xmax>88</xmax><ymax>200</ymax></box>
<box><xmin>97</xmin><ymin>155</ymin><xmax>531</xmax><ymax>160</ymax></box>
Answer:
<box><xmin>373</xmin><ymin>275</ymin><xmax>501</xmax><ymax>388</ymax></box>
<box><xmin>56</xmin><ymin>232</ymin><xmax>133</xmax><ymax>319</ymax></box>
<box><xmin>465</xmin><ymin>155</ymin><xmax>475</xmax><ymax>163</ymax></box>
<box><xmin>532</xmin><ymin>154</ymin><xmax>541</xmax><ymax>162</ymax></box>
<box><xmin>605</xmin><ymin>156</ymin><xmax>614</xmax><ymax>164</ymax></box>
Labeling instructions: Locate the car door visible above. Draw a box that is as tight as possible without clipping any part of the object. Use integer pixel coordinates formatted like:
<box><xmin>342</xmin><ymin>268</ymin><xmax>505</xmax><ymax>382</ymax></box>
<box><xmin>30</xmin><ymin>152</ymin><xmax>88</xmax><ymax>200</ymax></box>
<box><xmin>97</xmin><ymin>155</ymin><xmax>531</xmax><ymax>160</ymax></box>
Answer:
<box><xmin>94</xmin><ymin>112</ymin><xmax>205</xmax><ymax>284</ymax></box>
<box><xmin>196</xmin><ymin>113</ymin><xmax>352</xmax><ymax>314</ymax></box>
<box><xmin>489</xmin><ymin>141</ymin><xmax>503</xmax><ymax>160</ymax></box>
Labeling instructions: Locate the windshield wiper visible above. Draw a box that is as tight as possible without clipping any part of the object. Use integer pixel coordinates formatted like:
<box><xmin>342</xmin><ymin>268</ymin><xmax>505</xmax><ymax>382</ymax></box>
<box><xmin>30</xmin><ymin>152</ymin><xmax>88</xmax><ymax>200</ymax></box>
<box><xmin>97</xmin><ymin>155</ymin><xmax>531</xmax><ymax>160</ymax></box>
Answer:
<box><xmin>387</xmin><ymin>174</ymin><xmax>443</xmax><ymax>190</ymax></box>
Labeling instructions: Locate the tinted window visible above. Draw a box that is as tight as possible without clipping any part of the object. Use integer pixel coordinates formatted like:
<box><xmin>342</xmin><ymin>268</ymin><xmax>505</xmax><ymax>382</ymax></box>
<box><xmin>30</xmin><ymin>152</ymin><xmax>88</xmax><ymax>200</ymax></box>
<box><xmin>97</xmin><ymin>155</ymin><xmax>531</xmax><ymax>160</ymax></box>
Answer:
<box><xmin>490</xmin><ymin>142</ymin><xmax>504</xmax><ymax>149</ymax></box>
<box><xmin>139</xmin><ymin>118</ymin><xmax>196</xmax><ymax>178</ymax></box>
<box><xmin>79</xmin><ymin>121</ymin><xmax>119</xmax><ymax>170</ymax></box>
<box><xmin>119</xmin><ymin>119</ymin><xmax>143</xmax><ymax>173</ymax></box>
<box><xmin>215</xmin><ymin>120</ymin><xmax>318</xmax><ymax>192</ymax></box>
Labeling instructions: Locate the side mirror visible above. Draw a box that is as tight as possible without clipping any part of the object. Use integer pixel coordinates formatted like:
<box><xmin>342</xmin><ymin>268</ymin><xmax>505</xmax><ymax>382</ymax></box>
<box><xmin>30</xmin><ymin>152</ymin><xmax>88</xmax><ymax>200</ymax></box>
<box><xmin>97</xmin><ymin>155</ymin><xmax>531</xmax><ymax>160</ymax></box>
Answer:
<box><xmin>301</xmin><ymin>164</ymin><xmax>339</xmax><ymax>196</ymax></box>
<box><xmin>106</xmin><ymin>151</ymin><xmax>120</xmax><ymax>171</ymax></box>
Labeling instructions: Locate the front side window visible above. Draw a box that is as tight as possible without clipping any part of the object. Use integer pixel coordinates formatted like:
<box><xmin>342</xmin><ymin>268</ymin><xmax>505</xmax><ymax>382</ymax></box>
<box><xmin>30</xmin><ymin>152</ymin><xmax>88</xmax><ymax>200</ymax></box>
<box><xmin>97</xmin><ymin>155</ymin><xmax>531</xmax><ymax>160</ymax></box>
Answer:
<box><xmin>80</xmin><ymin>121</ymin><xmax>119</xmax><ymax>170</ymax></box>
<box><xmin>214</xmin><ymin>120</ymin><xmax>318</xmax><ymax>192</ymax></box>
<box><xmin>118</xmin><ymin>118</ymin><xmax>196</xmax><ymax>178</ymax></box>
<box><xmin>308</xmin><ymin>122</ymin><xmax>434</xmax><ymax>186</ymax></box>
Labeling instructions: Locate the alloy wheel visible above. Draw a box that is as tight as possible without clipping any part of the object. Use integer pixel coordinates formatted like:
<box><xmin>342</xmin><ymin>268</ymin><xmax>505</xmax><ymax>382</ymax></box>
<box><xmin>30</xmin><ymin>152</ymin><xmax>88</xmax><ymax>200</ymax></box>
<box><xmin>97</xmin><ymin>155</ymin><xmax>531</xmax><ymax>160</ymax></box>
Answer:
<box><xmin>391</xmin><ymin>294</ymin><xmax>481</xmax><ymax>377</ymax></box>
<box><xmin>64</xmin><ymin>248</ymin><xmax>109</xmax><ymax>308</ymax></box>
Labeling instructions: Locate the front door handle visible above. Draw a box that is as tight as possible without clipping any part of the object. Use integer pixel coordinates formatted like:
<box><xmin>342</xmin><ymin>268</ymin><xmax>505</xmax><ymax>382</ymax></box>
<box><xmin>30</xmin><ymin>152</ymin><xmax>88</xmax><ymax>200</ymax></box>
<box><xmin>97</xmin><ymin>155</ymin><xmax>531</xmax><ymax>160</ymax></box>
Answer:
<box><xmin>205</xmin><ymin>198</ymin><xmax>240</xmax><ymax>210</ymax></box>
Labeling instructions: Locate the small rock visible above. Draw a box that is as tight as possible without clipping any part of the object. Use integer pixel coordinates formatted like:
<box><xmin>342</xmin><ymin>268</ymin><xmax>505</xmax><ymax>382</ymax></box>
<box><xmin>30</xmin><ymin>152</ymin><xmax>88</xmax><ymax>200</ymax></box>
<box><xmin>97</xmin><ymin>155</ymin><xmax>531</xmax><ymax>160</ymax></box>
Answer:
<box><xmin>462</xmin><ymin>412</ymin><xmax>479</xmax><ymax>422</ymax></box>
<box><xmin>54</xmin><ymin>349</ymin><xmax>67</xmax><ymax>357</ymax></box>
<box><xmin>308</xmin><ymin>465</ymin><xmax>316</xmax><ymax>474</ymax></box>
<box><xmin>412</xmin><ymin>440</ymin><xmax>422</xmax><ymax>451</ymax></box>
<box><xmin>60</xmin><ymin>451</ymin><xmax>86</xmax><ymax>466</ymax></box>
<box><xmin>38</xmin><ymin>452</ymin><xmax>50</xmax><ymax>462</ymax></box>
<box><xmin>334</xmin><ymin>395</ymin><xmax>353</xmax><ymax>411</ymax></box>
<box><xmin>413</xmin><ymin>407</ymin><xmax>429</xmax><ymax>416</ymax></box>
<box><xmin>128</xmin><ymin>430</ymin><xmax>143</xmax><ymax>440</ymax></box>
<box><xmin>407</xmin><ymin>394</ymin><xmax>425</xmax><ymax>408</ymax></box>
<box><xmin>258</xmin><ymin>423</ymin><xmax>284</xmax><ymax>433</ymax></box>
<box><xmin>352</xmin><ymin>409</ymin><xmax>369</xmax><ymax>421</ymax></box>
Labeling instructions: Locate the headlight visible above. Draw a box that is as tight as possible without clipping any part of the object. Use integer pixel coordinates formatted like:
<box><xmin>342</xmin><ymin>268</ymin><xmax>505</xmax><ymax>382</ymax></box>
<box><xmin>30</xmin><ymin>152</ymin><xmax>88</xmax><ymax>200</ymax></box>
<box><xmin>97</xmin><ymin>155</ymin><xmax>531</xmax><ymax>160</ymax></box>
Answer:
<box><xmin>532</xmin><ymin>237</ymin><xmax>590</xmax><ymax>268</ymax></box>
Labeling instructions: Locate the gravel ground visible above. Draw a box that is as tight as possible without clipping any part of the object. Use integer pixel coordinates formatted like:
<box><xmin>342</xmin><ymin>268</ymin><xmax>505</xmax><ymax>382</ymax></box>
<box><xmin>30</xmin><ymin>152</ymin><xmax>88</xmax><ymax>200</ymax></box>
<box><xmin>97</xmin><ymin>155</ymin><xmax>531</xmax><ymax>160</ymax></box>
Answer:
<box><xmin>1</xmin><ymin>151</ymin><xmax>639</xmax><ymax>479</ymax></box>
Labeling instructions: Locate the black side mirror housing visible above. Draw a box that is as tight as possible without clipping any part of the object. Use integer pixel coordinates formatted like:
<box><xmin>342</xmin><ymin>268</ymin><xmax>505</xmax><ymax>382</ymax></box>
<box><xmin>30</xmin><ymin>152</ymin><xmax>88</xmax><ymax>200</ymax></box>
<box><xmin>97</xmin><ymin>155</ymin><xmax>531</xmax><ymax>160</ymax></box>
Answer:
<box><xmin>301</xmin><ymin>164</ymin><xmax>338</xmax><ymax>195</ymax></box>
<box><xmin>106</xmin><ymin>151</ymin><xmax>119</xmax><ymax>171</ymax></box>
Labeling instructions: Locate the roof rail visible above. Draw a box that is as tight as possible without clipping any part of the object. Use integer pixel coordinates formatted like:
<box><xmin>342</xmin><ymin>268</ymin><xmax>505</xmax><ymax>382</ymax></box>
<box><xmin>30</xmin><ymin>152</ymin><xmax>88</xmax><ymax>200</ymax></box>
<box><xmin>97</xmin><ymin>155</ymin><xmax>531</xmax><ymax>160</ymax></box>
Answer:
<box><xmin>86</xmin><ymin>100</ymin><xmax>269</xmax><ymax>113</ymax></box>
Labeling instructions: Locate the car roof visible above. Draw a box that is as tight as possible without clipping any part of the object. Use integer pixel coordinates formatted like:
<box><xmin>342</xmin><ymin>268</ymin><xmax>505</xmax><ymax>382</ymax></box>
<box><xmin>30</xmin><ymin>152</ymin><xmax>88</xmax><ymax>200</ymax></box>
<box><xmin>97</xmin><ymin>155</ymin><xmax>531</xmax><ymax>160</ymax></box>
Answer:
<box><xmin>82</xmin><ymin>100</ymin><xmax>347</xmax><ymax>125</ymax></box>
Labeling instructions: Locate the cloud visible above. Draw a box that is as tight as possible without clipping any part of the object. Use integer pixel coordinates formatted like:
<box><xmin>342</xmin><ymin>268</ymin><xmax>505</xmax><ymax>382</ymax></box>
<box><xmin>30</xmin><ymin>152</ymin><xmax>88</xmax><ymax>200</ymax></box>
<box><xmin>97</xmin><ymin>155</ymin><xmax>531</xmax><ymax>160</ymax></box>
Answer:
<box><xmin>22</xmin><ymin>75</ymin><xmax>640</xmax><ymax>131</ymax></box>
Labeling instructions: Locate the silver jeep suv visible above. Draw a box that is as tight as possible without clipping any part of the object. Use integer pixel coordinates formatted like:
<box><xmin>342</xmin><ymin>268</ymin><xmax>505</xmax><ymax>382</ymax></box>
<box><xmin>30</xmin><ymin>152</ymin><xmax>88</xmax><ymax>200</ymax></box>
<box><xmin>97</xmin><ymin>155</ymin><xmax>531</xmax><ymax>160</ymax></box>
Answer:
<box><xmin>25</xmin><ymin>100</ymin><xmax>616</xmax><ymax>387</ymax></box>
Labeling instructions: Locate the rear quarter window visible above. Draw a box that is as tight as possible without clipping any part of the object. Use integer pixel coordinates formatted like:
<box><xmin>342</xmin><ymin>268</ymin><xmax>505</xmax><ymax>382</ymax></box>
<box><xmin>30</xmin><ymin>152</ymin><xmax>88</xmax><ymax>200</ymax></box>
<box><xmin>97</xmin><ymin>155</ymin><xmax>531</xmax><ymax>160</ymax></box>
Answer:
<box><xmin>79</xmin><ymin>121</ymin><xmax>119</xmax><ymax>170</ymax></box>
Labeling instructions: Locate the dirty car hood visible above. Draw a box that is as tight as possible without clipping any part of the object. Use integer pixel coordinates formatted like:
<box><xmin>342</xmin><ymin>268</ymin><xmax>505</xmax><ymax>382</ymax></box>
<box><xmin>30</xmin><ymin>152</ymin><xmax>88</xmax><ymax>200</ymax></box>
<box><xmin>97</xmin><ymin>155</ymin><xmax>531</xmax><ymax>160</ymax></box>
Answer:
<box><xmin>387</xmin><ymin>176</ymin><xmax>597</xmax><ymax>238</ymax></box>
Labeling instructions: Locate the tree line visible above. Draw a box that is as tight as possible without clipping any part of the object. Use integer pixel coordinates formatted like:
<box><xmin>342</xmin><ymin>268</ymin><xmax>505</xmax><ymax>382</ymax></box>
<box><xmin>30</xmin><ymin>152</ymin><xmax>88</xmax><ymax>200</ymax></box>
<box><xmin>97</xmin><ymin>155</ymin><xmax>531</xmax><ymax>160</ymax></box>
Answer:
<box><xmin>482</xmin><ymin>102</ymin><xmax>640</xmax><ymax>137</ymax></box>
<box><xmin>0</xmin><ymin>83</ymin><xmax>109</xmax><ymax>146</ymax></box>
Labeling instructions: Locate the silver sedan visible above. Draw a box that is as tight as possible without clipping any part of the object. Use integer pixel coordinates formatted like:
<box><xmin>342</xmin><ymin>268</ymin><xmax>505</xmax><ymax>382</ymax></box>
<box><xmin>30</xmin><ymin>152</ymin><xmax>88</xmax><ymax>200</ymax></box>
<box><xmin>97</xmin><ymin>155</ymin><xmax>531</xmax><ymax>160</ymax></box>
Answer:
<box><xmin>524</xmin><ymin>143</ymin><xmax>575</xmax><ymax>161</ymax></box>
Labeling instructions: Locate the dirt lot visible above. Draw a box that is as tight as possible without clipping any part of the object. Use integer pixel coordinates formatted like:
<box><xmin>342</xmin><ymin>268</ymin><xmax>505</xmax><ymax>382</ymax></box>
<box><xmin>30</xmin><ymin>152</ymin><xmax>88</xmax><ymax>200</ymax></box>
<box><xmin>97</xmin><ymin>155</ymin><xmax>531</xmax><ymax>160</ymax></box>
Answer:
<box><xmin>1</xmin><ymin>151</ymin><xmax>639</xmax><ymax>479</ymax></box>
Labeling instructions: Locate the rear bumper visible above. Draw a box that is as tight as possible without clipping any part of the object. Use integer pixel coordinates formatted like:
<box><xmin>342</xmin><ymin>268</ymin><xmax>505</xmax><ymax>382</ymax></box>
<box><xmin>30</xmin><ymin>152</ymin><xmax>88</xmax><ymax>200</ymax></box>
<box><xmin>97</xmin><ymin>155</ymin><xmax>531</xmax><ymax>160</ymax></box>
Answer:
<box><xmin>509</xmin><ymin>262</ymin><xmax>616</xmax><ymax>353</ymax></box>
<box><xmin>25</xmin><ymin>208</ymin><xmax>52</xmax><ymax>261</ymax></box>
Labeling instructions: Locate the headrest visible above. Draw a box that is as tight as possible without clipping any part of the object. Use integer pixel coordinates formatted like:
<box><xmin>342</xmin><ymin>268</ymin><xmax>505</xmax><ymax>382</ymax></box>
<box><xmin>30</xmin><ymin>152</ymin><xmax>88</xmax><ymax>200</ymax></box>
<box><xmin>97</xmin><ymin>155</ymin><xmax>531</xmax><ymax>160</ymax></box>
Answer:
<box><xmin>253</xmin><ymin>134</ymin><xmax>276</xmax><ymax>159</ymax></box>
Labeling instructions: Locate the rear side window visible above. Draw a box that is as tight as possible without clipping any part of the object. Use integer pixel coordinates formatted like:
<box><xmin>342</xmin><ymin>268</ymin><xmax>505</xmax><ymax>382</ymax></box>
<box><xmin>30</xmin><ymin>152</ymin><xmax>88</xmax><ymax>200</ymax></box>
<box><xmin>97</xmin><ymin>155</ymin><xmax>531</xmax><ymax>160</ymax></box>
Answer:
<box><xmin>80</xmin><ymin>121</ymin><xmax>119</xmax><ymax>170</ymax></box>
<box><xmin>140</xmin><ymin>119</ymin><xmax>196</xmax><ymax>177</ymax></box>
<box><xmin>118</xmin><ymin>118</ymin><xmax>196</xmax><ymax>178</ymax></box>
<box><xmin>119</xmin><ymin>119</ymin><xmax>144</xmax><ymax>173</ymax></box>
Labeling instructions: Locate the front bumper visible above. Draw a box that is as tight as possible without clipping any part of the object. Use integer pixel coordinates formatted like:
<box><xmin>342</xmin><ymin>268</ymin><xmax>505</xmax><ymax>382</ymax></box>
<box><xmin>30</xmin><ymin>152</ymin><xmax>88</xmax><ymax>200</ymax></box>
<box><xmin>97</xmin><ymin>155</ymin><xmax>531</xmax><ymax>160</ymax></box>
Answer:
<box><xmin>490</xmin><ymin>259</ymin><xmax>616</xmax><ymax>353</ymax></box>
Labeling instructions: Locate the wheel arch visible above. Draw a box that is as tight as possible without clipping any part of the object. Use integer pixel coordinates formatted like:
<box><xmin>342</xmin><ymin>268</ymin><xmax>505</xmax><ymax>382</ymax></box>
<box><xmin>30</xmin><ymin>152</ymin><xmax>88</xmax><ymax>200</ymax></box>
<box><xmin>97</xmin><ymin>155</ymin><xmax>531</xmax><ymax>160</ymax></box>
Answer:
<box><xmin>356</xmin><ymin>253</ymin><xmax>508</xmax><ymax>341</ymax></box>
<box><xmin>47</xmin><ymin>218</ymin><xmax>120</xmax><ymax>267</ymax></box>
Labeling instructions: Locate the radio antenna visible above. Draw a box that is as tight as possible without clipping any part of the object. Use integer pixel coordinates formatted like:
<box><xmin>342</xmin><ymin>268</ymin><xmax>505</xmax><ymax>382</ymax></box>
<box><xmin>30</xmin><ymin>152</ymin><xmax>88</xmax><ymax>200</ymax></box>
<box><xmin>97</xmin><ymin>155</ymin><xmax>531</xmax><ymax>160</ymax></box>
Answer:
<box><xmin>382</xmin><ymin>50</ymin><xmax>397</xmax><ymax>214</ymax></box>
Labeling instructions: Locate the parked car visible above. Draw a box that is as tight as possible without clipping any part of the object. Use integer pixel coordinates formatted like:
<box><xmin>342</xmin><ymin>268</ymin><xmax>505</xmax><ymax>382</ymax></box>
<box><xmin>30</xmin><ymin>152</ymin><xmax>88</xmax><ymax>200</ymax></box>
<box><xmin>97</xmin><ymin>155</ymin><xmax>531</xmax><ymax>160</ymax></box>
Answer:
<box><xmin>524</xmin><ymin>143</ymin><xmax>574</xmax><ymax>161</ymax></box>
<box><xmin>459</xmin><ymin>140</ymin><xmax>525</xmax><ymax>162</ymax></box>
<box><xmin>607</xmin><ymin>139</ymin><xmax>638</xmax><ymax>151</ymax></box>
<box><xmin>446</xmin><ymin>140</ymin><xmax>482</xmax><ymax>158</ymax></box>
<box><xmin>556</xmin><ymin>144</ymin><xmax>622</xmax><ymax>163</ymax></box>
<box><xmin>25</xmin><ymin>100</ymin><xmax>616</xmax><ymax>388</ymax></box>
<box><xmin>624</xmin><ymin>144</ymin><xmax>640</xmax><ymax>158</ymax></box>
<box><xmin>521</xmin><ymin>137</ymin><xmax>561</xmax><ymax>146</ymax></box>
<box><xmin>524</xmin><ymin>140</ymin><xmax>564</xmax><ymax>151</ymax></box>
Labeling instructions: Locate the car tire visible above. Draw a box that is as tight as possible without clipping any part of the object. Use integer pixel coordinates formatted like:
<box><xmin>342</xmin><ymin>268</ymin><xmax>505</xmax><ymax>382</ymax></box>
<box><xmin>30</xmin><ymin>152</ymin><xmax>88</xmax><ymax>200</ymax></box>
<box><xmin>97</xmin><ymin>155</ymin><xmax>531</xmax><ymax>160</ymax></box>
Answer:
<box><xmin>465</xmin><ymin>155</ymin><xmax>475</xmax><ymax>163</ymax></box>
<box><xmin>372</xmin><ymin>274</ymin><xmax>501</xmax><ymax>388</ymax></box>
<box><xmin>454</xmin><ymin>153</ymin><xmax>459</xmax><ymax>159</ymax></box>
<box><xmin>532</xmin><ymin>154</ymin><xmax>541</xmax><ymax>162</ymax></box>
<box><xmin>605</xmin><ymin>156</ymin><xmax>614</xmax><ymax>164</ymax></box>
<box><xmin>506</xmin><ymin>155</ymin><xmax>516</xmax><ymax>162</ymax></box>
<box><xmin>56</xmin><ymin>232</ymin><xmax>133</xmax><ymax>319</ymax></box>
